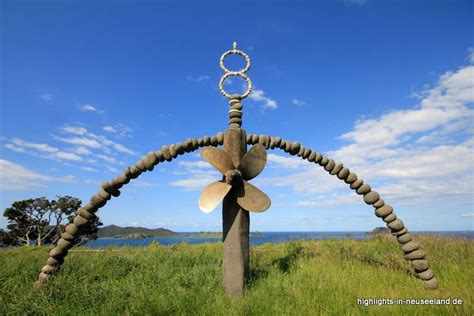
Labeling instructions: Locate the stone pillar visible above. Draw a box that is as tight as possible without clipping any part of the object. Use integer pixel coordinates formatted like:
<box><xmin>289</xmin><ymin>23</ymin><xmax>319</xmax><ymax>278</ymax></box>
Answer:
<box><xmin>222</xmin><ymin>126</ymin><xmax>249</xmax><ymax>297</ymax></box>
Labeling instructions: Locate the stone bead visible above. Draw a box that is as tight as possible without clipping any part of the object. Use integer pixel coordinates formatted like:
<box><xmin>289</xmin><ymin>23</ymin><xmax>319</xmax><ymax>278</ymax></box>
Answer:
<box><xmin>89</xmin><ymin>194</ymin><xmax>106</xmax><ymax>208</ymax></box>
<box><xmin>402</xmin><ymin>241</ymin><xmax>420</xmax><ymax>253</ymax></box>
<box><xmin>57</xmin><ymin>238</ymin><xmax>74</xmax><ymax>252</ymax></box>
<box><xmin>417</xmin><ymin>269</ymin><xmax>434</xmax><ymax>281</ymax></box>
<box><xmin>373</xmin><ymin>198</ymin><xmax>384</xmax><ymax>208</ymax></box>
<box><xmin>296</xmin><ymin>147</ymin><xmax>305</xmax><ymax>157</ymax></box>
<box><xmin>356</xmin><ymin>183</ymin><xmax>371</xmax><ymax>195</ymax></box>
<box><xmin>97</xmin><ymin>188</ymin><xmax>111</xmax><ymax>201</ymax></box>
<box><xmin>319</xmin><ymin>156</ymin><xmax>329</xmax><ymax>166</ymax></box>
<box><xmin>174</xmin><ymin>143</ymin><xmax>184</xmax><ymax>155</ymax></box>
<box><xmin>61</xmin><ymin>232</ymin><xmax>75</xmax><ymax>241</ymax></box>
<box><xmin>391</xmin><ymin>227</ymin><xmax>408</xmax><ymax>237</ymax></box>
<box><xmin>191</xmin><ymin>138</ymin><xmax>198</xmax><ymax>149</ymax></box>
<box><xmin>161</xmin><ymin>145</ymin><xmax>172</xmax><ymax>161</ymax></box>
<box><xmin>73</xmin><ymin>215</ymin><xmax>89</xmax><ymax>228</ymax></box>
<box><xmin>302</xmin><ymin>148</ymin><xmax>311</xmax><ymax>159</ymax></box>
<box><xmin>383</xmin><ymin>213</ymin><xmax>397</xmax><ymax>223</ymax></box>
<box><xmin>424</xmin><ymin>277</ymin><xmax>439</xmax><ymax>290</ymax></box>
<box><xmin>110</xmin><ymin>178</ymin><xmax>123</xmax><ymax>189</ymax></box>
<box><xmin>284</xmin><ymin>141</ymin><xmax>292</xmax><ymax>153</ymax></box>
<box><xmin>330</xmin><ymin>163</ymin><xmax>343</xmax><ymax>175</ymax></box>
<box><xmin>38</xmin><ymin>272</ymin><xmax>52</xmax><ymax>282</ymax></box>
<box><xmin>259</xmin><ymin>135</ymin><xmax>269</xmax><ymax>148</ymax></box>
<box><xmin>279</xmin><ymin>139</ymin><xmax>287</xmax><ymax>149</ymax></box>
<box><xmin>229</xmin><ymin>118</ymin><xmax>241</xmax><ymax>125</ymax></box>
<box><xmin>397</xmin><ymin>233</ymin><xmax>413</xmax><ymax>244</ymax></box>
<box><xmin>216</xmin><ymin>132</ymin><xmax>224</xmax><ymax>145</ymax></box>
<box><xmin>145</xmin><ymin>152</ymin><xmax>158</xmax><ymax>169</ymax></box>
<box><xmin>350</xmin><ymin>178</ymin><xmax>364</xmax><ymax>190</ymax></box>
<box><xmin>307</xmin><ymin>152</ymin><xmax>316</xmax><ymax>162</ymax></box>
<box><xmin>337</xmin><ymin>167</ymin><xmax>350</xmax><ymax>180</ymax></box>
<box><xmin>375</xmin><ymin>205</ymin><xmax>393</xmax><ymax>218</ymax></box>
<box><xmin>290</xmin><ymin>142</ymin><xmax>301</xmax><ymax>155</ymax></box>
<box><xmin>47</xmin><ymin>257</ymin><xmax>64</xmax><ymax>266</ymax></box>
<box><xmin>274</xmin><ymin>137</ymin><xmax>282</xmax><ymax>147</ymax></box>
<box><xmin>135</xmin><ymin>159</ymin><xmax>147</xmax><ymax>171</ymax></box>
<box><xmin>49</xmin><ymin>247</ymin><xmax>67</xmax><ymax>259</ymax></box>
<box><xmin>345</xmin><ymin>172</ymin><xmax>357</xmax><ymax>184</ymax></box>
<box><xmin>324</xmin><ymin>159</ymin><xmax>336</xmax><ymax>172</ymax></box>
<box><xmin>65</xmin><ymin>224</ymin><xmax>79</xmax><ymax>236</ymax></box>
<box><xmin>314</xmin><ymin>152</ymin><xmax>322</xmax><ymax>163</ymax></box>
<box><xmin>169</xmin><ymin>145</ymin><xmax>178</xmax><ymax>158</ymax></box>
<box><xmin>102</xmin><ymin>182</ymin><xmax>120</xmax><ymax>197</ymax></box>
<box><xmin>411</xmin><ymin>259</ymin><xmax>429</xmax><ymax>272</ymax></box>
<box><xmin>363</xmin><ymin>191</ymin><xmax>379</xmax><ymax>204</ymax></box>
<box><xmin>42</xmin><ymin>264</ymin><xmax>57</xmax><ymax>274</ymax></box>
<box><xmin>251</xmin><ymin>134</ymin><xmax>259</xmax><ymax>144</ymax></box>
<box><xmin>245</xmin><ymin>134</ymin><xmax>252</xmax><ymax>144</ymax></box>
<box><xmin>388</xmin><ymin>219</ymin><xmax>404</xmax><ymax>231</ymax></box>
<box><xmin>269</xmin><ymin>137</ymin><xmax>276</xmax><ymax>149</ymax></box>
<box><xmin>198</xmin><ymin>138</ymin><xmax>205</xmax><ymax>146</ymax></box>
<box><xmin>125</xmin><ymin>167</ymin><xmax>139</xmax><ymax>180</ymax></box>
<box><xmin>184</xmin><ymin>139</ymin><xmax>193</xmax><ymax>152</ymax></box>
<box><xmin>154</xmin><ymin>151</ymin><xmax>165</xmax><ymax>163</ymax></box>
<box><xmin>84</xmin><ymin>203</ymin><xmax>98</xmax><ymax>214</ymax></box>
<box><xmin>210</xmin><ymin>135</ymin><xmax>218</xmax><ymax>146</ymax></box>
<box><xmin>229</xmin><ymin>111</ymin><xmax>241</xmax><ymax>119</ymax></box>
<box><xmin>404</xmin><ymin>249</ymin><xmax>426</xmax><ymax>260</ymax></box>
<box><xmin>78</xmin><ymin>207</ymin><xmax>94</xmax><ymax>220</ymax></box>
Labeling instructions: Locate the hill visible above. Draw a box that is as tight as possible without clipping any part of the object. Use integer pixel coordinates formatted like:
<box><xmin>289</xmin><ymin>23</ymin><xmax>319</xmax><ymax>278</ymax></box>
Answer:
<box><xmin>97</xmin><ymin>225</ymin><xmax>181</xmax><ymax>238</ymax></box>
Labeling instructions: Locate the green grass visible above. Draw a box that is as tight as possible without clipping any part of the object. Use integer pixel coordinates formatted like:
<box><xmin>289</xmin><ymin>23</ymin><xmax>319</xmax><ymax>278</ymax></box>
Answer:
<box><xmin>0</xmin><ymin>235</ymin><xmax>472</xmax><ymax>315</ymax></box>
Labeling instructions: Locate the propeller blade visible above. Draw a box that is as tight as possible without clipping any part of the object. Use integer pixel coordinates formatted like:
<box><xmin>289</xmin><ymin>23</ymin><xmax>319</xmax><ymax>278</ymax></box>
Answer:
<box><xmin>198</xmin><ymin>181</ymin><xmax>232</xmax><ymax>213</ymax></box>
<box><xmin>236</xmin><ymin>180</ymin><xmax>271</xmax><ymax>212</ymax></box>
<box><xmin>200</xmin><ymin>147</ymin><xmax>235</xmax><ymax>175</ymax></box>
<box><xmin>237</xmin><ymin>144</ymin><xmax>267</xmax><ymax>180</ymax></box>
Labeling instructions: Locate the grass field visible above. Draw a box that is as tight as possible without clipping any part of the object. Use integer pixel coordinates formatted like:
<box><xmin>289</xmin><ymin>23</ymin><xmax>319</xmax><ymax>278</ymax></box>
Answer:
<box><xmin>0</xmin><ymin>234</ymin><xmax>472</xmax><ymax>315</ymax></box>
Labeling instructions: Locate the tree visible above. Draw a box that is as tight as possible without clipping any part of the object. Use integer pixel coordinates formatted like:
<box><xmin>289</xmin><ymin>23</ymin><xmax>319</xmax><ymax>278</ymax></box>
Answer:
<box><xmin>3</xmin><ymin>196</ymin><xmax>102</xmax><ymax>246</ymax></box>
<box><xmin>0</xmin><ymin>229</ymin><xmax>18</xmax><ymax>247</ymax></box>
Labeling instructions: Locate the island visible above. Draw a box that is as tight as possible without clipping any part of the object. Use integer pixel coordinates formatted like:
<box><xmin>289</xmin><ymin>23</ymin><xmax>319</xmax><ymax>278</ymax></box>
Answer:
<box><xmin>97</xmin><ymin>225</ymin><xmax>182</xmax><ymax>238</ymax></box>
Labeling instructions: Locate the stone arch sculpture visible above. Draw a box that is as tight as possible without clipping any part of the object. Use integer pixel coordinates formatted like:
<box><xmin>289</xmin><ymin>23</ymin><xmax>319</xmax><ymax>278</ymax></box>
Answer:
<box><xmin>35</xmin><ymin>43</ymin><xmax>439</xmax><ymax>295</ymax></box>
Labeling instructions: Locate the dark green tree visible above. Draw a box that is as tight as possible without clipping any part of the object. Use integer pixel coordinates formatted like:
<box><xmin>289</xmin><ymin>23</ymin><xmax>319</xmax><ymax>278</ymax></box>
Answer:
<box><xmin>3</xmin><ymin>196</ymin><xmax>102</xmax><ymax>246</ymax></box>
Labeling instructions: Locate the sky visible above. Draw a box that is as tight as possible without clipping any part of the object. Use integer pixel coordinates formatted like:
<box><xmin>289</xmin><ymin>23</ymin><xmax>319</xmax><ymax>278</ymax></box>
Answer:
<box><xmin>1</xmin><ymin>0</ymin><xmax>473</xmax><ymax>232</ymax></box>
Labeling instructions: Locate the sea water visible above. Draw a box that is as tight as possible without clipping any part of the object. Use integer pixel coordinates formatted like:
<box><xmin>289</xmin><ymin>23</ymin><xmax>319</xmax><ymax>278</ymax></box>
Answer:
<box><xmin>84</xmin><ymin>231</ymin><xmax>474</xmax><ymax>248</ymax></box>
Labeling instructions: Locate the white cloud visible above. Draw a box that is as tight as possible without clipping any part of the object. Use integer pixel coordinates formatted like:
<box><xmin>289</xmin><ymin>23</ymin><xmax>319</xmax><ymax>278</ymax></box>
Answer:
<box><xmin>291</xmin><ymin>98</ymin><xmax>308</xmax><ymax>106</ymax></box>
<box><xmin>40</xmin><ymin>93</ymin><xmax>54</xmax><ymax>102</ymax></box>
<box><xmin>0</xmin><ymin>160</ymin><xmax>76</xmax><ymax>190</ymax></box>
<box><xmin>267</xmin><ymin>153</ymin><xmax>307</xmax><ymax>169</ymax></box>
<box><xmin>79</xmin><ymin>103</ymin><xmax>101</xmax><ymax>112</ymax></box>
<box><xmin>52</xmin><ymin>135</ymin><xmax>102</xmax><ymax>149</ymax></box>
<box><xmin>344</xmin><ymin>0</ymin><xmax>366</xmax><ymax>6</ymax></box>
<box><xmin>0</xmin><ymin>159</ymin><xmax>51</xmax><ymax>190</ymax></box>
<box><xmin>178</xmin><ymin>160</ymin><xmax>212</xmax><ymax>169</ymax></box>
<box><xmin>170</xmin><ymin>176</ymin><xmax>217</xmax><ymax>191</ymax></box>
<box><xmin>254</xmin><ymin>55</ymin><xmax>474</xmax><ymax>208</ymax></box>
<box><xmin>103</xmin><ymin>126</ymin><xmax>117</xmax><ymax>133</ymax></box>
<box><xmin>72</xmin><ymin>146</ymin><xmax>92</xmax><ymax>155</ymax></box>
<box><xmin>467</xmin><ymin>47</ymin><xmax>474</xmax><ymax>64</ymax></box>
<box><xmin>61</xmin><ymin>126</ymin><xmax>88</xmax><ymax>135</ymax></box>
<box><xmin>249</xmin><ymin>89</ymin><xmax>278</xmax><ymax>109</ymax></box>
<box><xmin>11</xmin><ymin>138</ymin><xmax>58</xmax><ymax>153</ymax></box>
<box><xmin>186</xmin><ymin>75</ymin><xmax>210</xmax><ymax>82</ymax></box>
<box><xmin>460</xmin><ymin>213</ymin><xmax>474</xmax><ymax>218</ymax></box>
<box><xmin>5</xmin><ymin>138</ymin><xmax>83</xmax><ymax>162</ymax></box>
<box><xmin>81</xmin><ymin>166</ymin><xmax>98</xmax><ymax>172</ymax></box>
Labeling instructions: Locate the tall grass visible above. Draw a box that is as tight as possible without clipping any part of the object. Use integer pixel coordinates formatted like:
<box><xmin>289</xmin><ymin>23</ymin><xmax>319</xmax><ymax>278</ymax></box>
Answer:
<box><xmin>0</xmin><ymin>235</ymin><xmax>472</xmax><ymax>315</ymax></box>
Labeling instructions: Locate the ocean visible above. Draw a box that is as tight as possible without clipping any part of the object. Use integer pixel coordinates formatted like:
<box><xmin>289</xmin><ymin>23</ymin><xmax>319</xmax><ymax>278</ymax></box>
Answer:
<box><xmin>85</xmin><ymin>231</ymin><xmax>474</xmax><ymax>248</ymax></box>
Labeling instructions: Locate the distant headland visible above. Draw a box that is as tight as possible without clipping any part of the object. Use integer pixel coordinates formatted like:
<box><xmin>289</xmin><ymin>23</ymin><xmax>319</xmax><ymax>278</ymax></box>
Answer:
<box><xmin>97</xmin><ymin>225</ymin><xmax>264</xmax><ymax>239</ymax></box>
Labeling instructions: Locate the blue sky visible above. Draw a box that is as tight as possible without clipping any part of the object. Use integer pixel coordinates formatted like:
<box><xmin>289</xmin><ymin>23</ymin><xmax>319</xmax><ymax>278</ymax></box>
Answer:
<box><xmin>1</xmin><ymin>0</ymin><xmax>473</xmax><ymax>232</ymax></box>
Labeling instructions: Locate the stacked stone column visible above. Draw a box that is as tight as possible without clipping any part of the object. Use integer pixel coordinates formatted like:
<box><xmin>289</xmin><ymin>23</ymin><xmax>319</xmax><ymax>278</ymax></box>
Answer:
<box><xmin>35</xmin><ymin>134</ymin><xmax>225</xmax><ymax>288</ymax></box>
<box><xmin>245</xmin><ymin>134</ymin><xmax>439</xmax><ymax>290</ymax></box>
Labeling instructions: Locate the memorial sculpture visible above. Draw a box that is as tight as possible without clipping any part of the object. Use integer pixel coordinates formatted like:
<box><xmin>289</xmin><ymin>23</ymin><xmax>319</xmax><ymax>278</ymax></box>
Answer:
<box><xmin>34</xmin><ymin>43</ymin><xmax>439</xmax><ymax>296</ymax></box>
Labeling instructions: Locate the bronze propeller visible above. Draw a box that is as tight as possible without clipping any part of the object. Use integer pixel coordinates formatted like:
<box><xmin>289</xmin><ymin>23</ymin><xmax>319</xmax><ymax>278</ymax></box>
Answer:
<box><xmin>198</xmin><ymin>143</ymin><xmax>271</xmax><ymax>213</ymax></box>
